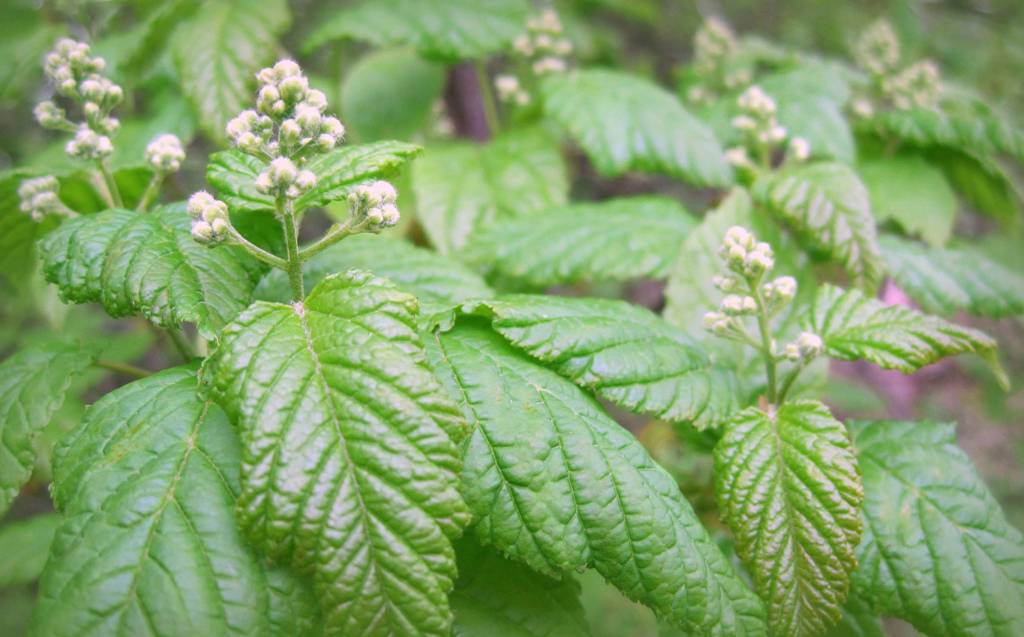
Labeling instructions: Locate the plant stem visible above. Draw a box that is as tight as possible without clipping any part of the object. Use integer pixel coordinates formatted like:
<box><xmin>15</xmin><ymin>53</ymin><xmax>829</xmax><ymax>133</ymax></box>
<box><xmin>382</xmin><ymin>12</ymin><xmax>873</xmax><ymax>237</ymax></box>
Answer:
<box><xmin>136</xmin><ymin>172</ymin><xmax>163</xmax><ymax>211</ymax></box>
<box><xmin>95</xmin><ymin>359</ymin><xmax>150</xmax><ymax>378</ymax></box>
<box><xmin>776</xmin><ymin>364</ymin><xmax>804</xmax><ymax>405</ymax></box>
<box><xmin>749</xmin><ymin>279</ymin><xmax>778</xmax><ymax>404</ymax></box>
<box><xmin>298</xmin><ymin>218</ymin><xmax>362</xmax><ymax>262</ymax></box>
<box><xmin>228</xmin><ymin>226</ymin><xmax>288</xmax><ymax>270</ymax></box>
<box><xmin>280</xmin><ymin>199</ymin><xmax>305</xmax><ymax>302</ymax></box>
<box><xmin>474</xmin><ymin>60</ymin><xmax>501</xmax><ymax>137</ymax></box>
<box><xmin>96</xmin><ymin>158</ymin><xmax>124</xmax><ymax>208</ymax></box>
<box><xmin>166</xmin><ymin>327</ymin><xmax>195</xmax><ymax>361</ymax></box>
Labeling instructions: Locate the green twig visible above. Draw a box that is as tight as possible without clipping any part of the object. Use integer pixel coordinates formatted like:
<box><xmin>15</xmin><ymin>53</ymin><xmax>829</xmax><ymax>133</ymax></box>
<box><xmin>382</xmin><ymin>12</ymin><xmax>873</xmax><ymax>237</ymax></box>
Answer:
<box><xmin>474</xmin><ymin>61</ymin><xmax>501</xmax><ymax>137</ymax></box>
<box><xmin>136</xmin><ymin>172</ymin><xmax>163</xmax><ymax>212</ymax></box>
<box><xmin>96</xmin><ymin>158</ymin><xmax>124</xmax><ymax>208</ymax></box>
<box><xmin>749</xmin><ymin>278</ymin><xmax>778</xmax><ymax>404</ymax></box>
<box><xmin>280</xmin><ymin>199</ymin><xmax>305</xmax><ymax>302</ymax></box>
<box><xmin>228</xmin><ymin>226</ymin><xmax>288</xmax><ymax>270</ymax></box>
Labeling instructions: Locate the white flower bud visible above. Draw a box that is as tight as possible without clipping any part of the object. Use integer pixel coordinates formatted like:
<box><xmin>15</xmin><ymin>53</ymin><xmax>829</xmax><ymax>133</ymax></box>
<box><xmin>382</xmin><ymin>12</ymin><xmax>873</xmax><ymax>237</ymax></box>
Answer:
<box><xmin>532</xmin><ymin>56</ymin><xmax>568</xmax><ymax>75</ymax></box>
<box><xmin>83</xmin><ymin>101</ymin><xmax>100</xmax><ymax>118</ymax></box>
<box><xmin>795</xmin><ymin>331</ymin><xmax>823</xmax><ymax>359</ymax></box>
<box><xmin>321</xmin><ymin>116</ymin><xmax>345</xmax><ymax>140</ymax></box>
<box><xmin>295</xmin><ymin>169</ymin><xmax>317</xmax><ymax>192</ymax></box>
<box><xmin>737</xmin><ymin>85</ymin><xmax>776</xmax><ymax>116</ymax></box>
<box><xmin>495</xmin><ymin>74</ymin><xmax>521</xmax><ymax>102</ymax></box>
<box><xmin>702</xmin><ymin>311</ymin><xmax>732</xmax><ymax>335</ymax></box>
<box><xmin>145</xmin><ymin>133</ymin><xmax>186</xmax><ymax>173</ymax></box>
<box><xmin>725</xmin><ymin>147</ymin><xmax>751</xmax><ymax>168</ymax></box>
<box><xmin>254</xmin><ymin>171</ymin><xmax>273</xmax><ymax>193</ymax></box>
<box><xmin>764</xmin><ymin>275</ymin><xmax>796</xmax><ymax>302</ymax></box>
<box><xmin>294</xmin><ymin>102</ymin><xmax>321</xmax><ymax>132</ymax></box>
<box><xmin>191</xmin><ymin>220</ymin><xmax>213</xmax><ymax>242</ymax></box>
<box><xmin>305</xmin><ymin>89</ymin><xmax>327</xmax><ymax>111</ymax></box>
<box><xmin>316</xmin><ymin>133</ymin><xmax>337</xmax><ymax>152</ymax></box>
<box><xmin>851</xmin><ymin>98</ymin><xmax>874</xmax><ymax>119</ymax></box>
<box><xmin>513</xmin><ymin>34</ymin><xmax>533</xmax><ymax>56</ymax></box>
<box><xmin>187</xmin><ymin>191</ymin><xmax>216</xmax><ymax>218</ymax></box>
<box><xmin>237</xmin><ymin>132</ymin><xmax>261</xmax><ymax>153</ymax></box>
<box><xmin>788</xmin><ymin>137</ymin><xmax>810</xmax><ymax>162</ymax></box>
<box><xmin>784</xmin><ymin>342</ymin><xmax>801</xmax><ymax>361</ymax></box>
<box><xmin>743</xmin><ymin>242</ymin><xmax>774</xmax><ymax>275</ymax></box>
<box><xmin>712</xmin><ymin>274</ymin><xmax>738</xmax><ymax>292</ymax></box>
<box><xmin>731</xmin><ymin>115</ymin><xmax>756</xmax><ymax>131</ymax></box>
<box><xmin>211</xmin><ymin>217</ymin><xmax>230</xmax><ymax>236</ymax></box>
<box><xmin>273</xmin><ymin>59</ymin><xmax>301</xmax><ymax>78</ymax></box>
<box><xmin>226</xmin><ymin>110</ymin><xmax>257</xmax><ymax>140</ymax></box>
<box><xmin>279</xmin><ymin>119</ymin><xmax>302</xmax><ymax>146</ymax></box>
<box><xmin>34</xmin><ymin>101</ymin><xmax>67</xmax><ymax>129</ymax></box>
<box><xmin>18</xmin><ymin>176</ymin><xmax>63</xmax><ymax>220</ymax></box>
<box><xmin>278</xmin><ymin>75</ymin><xmax>309</xmax><ymax>102</ymax></box>
<box><xmin>759</xmin><ymin>125</ymin><xmax>787</xmax><ymax>144</ymax></box>
<box><xmin>268</xmin><ymin>157</ymin><xmax>298</xmax><ymax>186</ymax></box>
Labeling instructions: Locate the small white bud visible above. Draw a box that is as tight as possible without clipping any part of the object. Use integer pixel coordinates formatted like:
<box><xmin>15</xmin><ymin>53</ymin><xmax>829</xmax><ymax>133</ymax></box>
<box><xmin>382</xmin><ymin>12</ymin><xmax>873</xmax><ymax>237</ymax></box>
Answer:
<box><xmin>788</xmin><ymin>137</ymin><xmax>810</xmax><ymax>162</ymax></box>
<box><xmin>725</xmin><ymin>147</ymin><xmax>751</xmax><ymax>168</ymax></box>
<box><xmin>295</xmin><ymin>169</ymin><xmax>317</xmax><ymax>192</ymax></box>
<box><xmin>784</xmin><ymin>342</ymin><xmax>801</xmax><ymax>361</ymax></box>
<box><xmin>316</xmin><ymin>133</ymin><xmax>337</xmax><ymax>151</ymax></box>
<box><xmin>187</xmin><ymin>191</ymin><xmax>216</xmax><ymax>218</ymax></box>
<box><xmin>34</xmin><ymin>101</ymin><xmax>67</xmax><ymax>129</ymax></box>
<box><xmin>294</xmin><ymin>102</ymin><xmax>321</xmax><ymax>132</ymax></box>
<box><xmin>321</xmin><ymin>116</ymin><xmax>345</xmax><ymax>140</ymax></box>
<box><xmin>731</xmin><ymin>115</ymin><xmax>756</xmax><ymax>131</ymax></box>
<box><xmin>145</xmin><ymin>133</ymin><xmax>186</xmax><ymax>173</ymax></box>
<box><xmin>279</xmin><ymin>119</ymin><xmax>302</xmax><ymax>146</ymax></box>
<box><xmin>268</xmin><ymin>157</ymin><xmax>298</xmax><ymax>187</ymax></box>
<box><xmin>191</xmin><ymin>220</ymin><xmax>214</xmax><ymax>243</ymax></box>
<box><xmin>273</xmin><ymin>59</ymin><xmax>301</xmax><ymax>78</ymax></box>
<box><xmin>305</xmin><ymin>89</ymin><xmax>327</xmax><ymax>111</ymax></box>
<box><xmin>795</xmin><ymin>331</ymin><xmax>823</xmax><ymax>359</ymax></box>
<box><xmin>278</xmin><ymin>75</ymin><xmax>309</xmax><ymax>102</ymax></box>
<box><xmin>254</xmin><ymin>171</ymin><xmax>273</xmax><ymax>193</ymax></box>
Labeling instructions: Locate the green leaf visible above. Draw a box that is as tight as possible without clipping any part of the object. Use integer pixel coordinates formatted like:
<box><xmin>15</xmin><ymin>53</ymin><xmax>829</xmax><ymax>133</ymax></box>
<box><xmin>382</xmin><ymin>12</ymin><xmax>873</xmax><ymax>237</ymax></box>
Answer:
<box><xmin>933</xmin><ymin>150</ymin><xmax>1021</xmax><ymax>226</ymax></box>
<box><xmin>826</xmin><ymin>591</ymin><xmax>884</xmax><ymax>637</ymax></box>
<box><xmin>204</xmin><ymin>271</ymin><xmax>470</xmax><ymax>636</ymax></box>
<box><xmin>859</xmin><ymin>154</ymin><xmax>957</xmax><ymax>247</ymax></box>
<box><xmin>207</xmin><ymin>141</ymin><xmax>422</xmax><ymax>213</ymax></box>
<box><xmin>881</xmin><ymin>235</ymin><xmax>1024</xmax><ymax>317</ymax></box>
<box><xmin>172</xmin><ymin>0</ymin><xmax>291</xmax><ymax>143</ymax></box>
<box><xmin>0</xmin><ymin>341</ymin><xmax>95</xmax><ymax>517</ymax></box>
<box><xmin>341</xmin><ymin>48</ymin><xmax>445</xmax><ymax>142</ymax></box>
<box><xmin>303</xmin><ymin>0</ymin><xmax>530</xmax><ymax>61</ymax></box>
<box><xmin>464</xmin><ymin>196</ymin><xmax>696</xmax><ymax>287</ymax></box>
<box><xmin>39</xmin><ymin>204</ymin><xmax>257</xmax><ymax>339</ymax></box>
<box><xmin>0</xmin><ymin>514</ymin><xmax>61</xmax><ymax>587</ymax></box>
<box><xmin>753</xmin><ymin>162</ymin><xmax>884</xmax><ymax>291</ymax></box>
<box><xmin>849</xmin><ymin>419</ymin><xmax>1024</xmax><ymax>636</ymax></box>
<box><xmin>451</xmin><ymin>537</ymin><xmax>591</xmax><ymax>637</ymax></box>
<box><xmin>542</xmin><ymin>69</ymin><xmax>733</xmax><ymax>187</ymax></box>
<box><xmin>447</xmin><ymin>294</ymin><xmax>739</xmax><ymax>430</ymax></box>
<box><xmin>715</xmin><ymin>400</ymin><xmax>863</xmax><ymax>637</ymax></box>
<box><xmin>758</xmin><ymin>64</ymin><xmax>854</xmax><ymax>163</ymax></box>
<box><xmin>803</xmin><ymin>284</ymin><xmax>1007</xmax><ymax>387</ymax></box>
<box><xmin>34</xmin><ymin>366</ymin><xmax>320</xmax><ymax>637</ymax></box>
<box><xmin>254</xmin><ymin>234</ymin><xmax>493</xmax><ymax>314</ymax></box>
<box><xmin>426</xmin><ymin>321</ymin><xmax>767</xmax><ymax>636</ymax></box>
<box><xmin>412</xmin><ymin>130</ymin><xmax>568</xmax><ymax>254</ymax></box>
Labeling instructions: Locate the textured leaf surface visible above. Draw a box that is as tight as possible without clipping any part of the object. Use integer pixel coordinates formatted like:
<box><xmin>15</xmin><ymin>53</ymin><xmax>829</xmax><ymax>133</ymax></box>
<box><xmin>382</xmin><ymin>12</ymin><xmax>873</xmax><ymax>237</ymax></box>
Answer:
<box><xmin>464</xmin><ymin>196</ymin><xmax>696</xmax><ymax>287</ymax></box>
<box><xmin>207</xmin><ymin>141</ymin><xmax>422</xmax><ymax>212</ymax></box>
<box><xmin>412</xmin><ymin>131</ymin><xmax>568</xmax><ymax>254</ymax></box>
<box><xmin>304</xmin><ymin>0</ymin><xmax>530</xmax><ymax>61</ymax></box>
<box><xmin>0</xmin><ymin>513</ymin><xmax>61</xmax><ymax>587</ymax></box>
<box><xmin>0</xmin><ymin>341</ymin><xmax>94</xmax><ymax>516</ymax></box>
<box><xmin>426</xmin><ymin>322</ymin><xmax>767</xmax><ymax>636</ymax></box>
<box><xmin>804</xmin><ymin>284</ymin><xmax>1006</xmax><ymax>386</ymax></box>
<box><xmin>543</xmin><ymin>69</ymin><xmax>732</xmax><ymax>187</ymax></box>
<box><xmin>715</xmin><ymin>401</ymin><xmax>863</xmax><ymax>637</ymax></box>
<box><xmin>827</xmin><ymin>592</ymin><xmax>884</xmax><ymax>637</ymax></box>
<box><xmin>451</xmin><ymin>537</ymin><xmax>590</xmax><ymax>637</ymax></box>
<box><xmin>173</xmin><ymin>0</ymin><xmax>290</xmax><ymax>143</ymax></box>
<box><xmin>451</xmin><ymin>294</ymin><xmax>739</xmax><ymax>429</ymax></box>
<box><xmin>254</xmin><ymin>234</ymin><xmax>493</xmax><ymax>314</ymax></box>
<box><xmin>39</xmin><ymin>204</ymin><xmax>257</xmax><ymax>339</ymax></box>
<box><xmin>34</xmin><ymin>366</ymin><xmax>319</xmax><ymax>637</ymax></box>
<box><xmin>205</xmin><ymin>271</ymin><xmax>470</xmax><ymax>636</ymax></box>
<box><xmin>881</xmin><ymin>236</ymin><xmax>1024</xmax><ymax>317</ymax></box>
<box><xmin>849</xmin><ymin>419</ymin><xmax>1024</xmax><ymax>637</ymax></box>
<box><xmin>860</xmin><ymin>154</ymin><xmax>957</xmax><ymax>247</ymax></box>
<box><xmin>753</xmin><ymin>162</ymin><xmax>883</xmax><ymax>291</ymax></box>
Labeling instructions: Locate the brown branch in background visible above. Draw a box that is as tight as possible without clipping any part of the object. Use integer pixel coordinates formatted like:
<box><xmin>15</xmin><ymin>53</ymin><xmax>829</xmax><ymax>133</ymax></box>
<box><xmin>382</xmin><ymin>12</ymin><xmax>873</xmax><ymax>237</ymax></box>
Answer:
<box><xmin>444</xmin><ymin>62</ymin><xmax>491</xmax><ymax>141</ymax></box>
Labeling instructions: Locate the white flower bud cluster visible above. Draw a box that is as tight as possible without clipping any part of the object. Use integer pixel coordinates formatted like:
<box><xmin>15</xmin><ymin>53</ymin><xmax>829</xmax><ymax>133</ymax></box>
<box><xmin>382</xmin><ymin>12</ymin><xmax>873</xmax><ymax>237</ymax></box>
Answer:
<box><xmin>187</xmin><ymin>191</ymin><xmax>231</xmax><ymax>245</ymax></box>
<box><xmin>348</xmin><ymin>180</ymin><xmax>400</xmax><ymax>231</ymax></box>
<box><xmin>854</xmin><ymin>20</ymin><xmax>900</xmax><ymax>77</ymax></box>
<box><xmin>728</xmin><ymin>85</ymin><xmax>811</xmax><ymax>167</ymax></box>
<box><xmin>885</xmin><ymin>60</ymin><xmax>942</xmax><ymax>109</ymax></box>
<box><xmin>18</xmin><ymin>176</ymin><xmax>65</xmax><ymax>222</ymax></box>
<box><xmin>783</xmin><ymin>331</ymin><xmax>823</xmax><ymax>362</ymax></box>
<box><xmin>512</xmin><ymin>9</ymin><xmax>573</xmax><ymax>77</ymax></box>
<box><xmin>719</xmin><ymin>225</ymin><xmax>775</xmax><ymax>277</ymax></box>
<box><xmin>37</xmin><ymin>38</ymin><xmax>122</xmax><ymax>161</ymax></box>
<box><xmin>255</xmin><ymin>157</ymin><xmax>317</xmax><ymax>199</ymax></box>
<box><xmin>495</xmin><ymin>74</ymin><xmax>530</xmax><ymax>106</ymax></box>
<box><xmin>694</xmin><ymin>17</ymin><xmax>736</xmax><ymax>74</ymax></box>
<box><xmin>144</xmin><ymin>134</ymin><xmax>185</xmax><ymax>173</ymax></box>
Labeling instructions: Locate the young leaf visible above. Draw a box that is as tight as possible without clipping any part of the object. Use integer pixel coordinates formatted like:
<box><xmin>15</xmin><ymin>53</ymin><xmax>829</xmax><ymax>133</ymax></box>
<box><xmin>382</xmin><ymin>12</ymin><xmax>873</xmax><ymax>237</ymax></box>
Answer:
<box><xmin>715</xmin><ymin>401</ymin><xmax>863</xmax><ymax>637</ymax></box>
<box><xmin>753</xmin><ymin>162</ymin><xmax>884</xmax><ymax>291</ymax></box>
<box><xmin>426</xmin><ymin>322</ymin><xmax>767</xmax><ymax>636</ymax></box>
<box><xmin>0</xmin><ymin>341</ymin><xmax>95</xmax><ymax>517</ymax></box>
<box><xmin>35</xmin><ymin>366</ymin><xmax>320</xmax><ymax>637</ymax></box>
<box><xmin>804</xmin><ymin>284</ymin><xmax>1007</xmax><ymax>387</ymax></box>
<box><xmin>859</xmin><ymin>154</ymin><xmax>957</xmax><ymax>247</ymax></box>
<box><xmin>451</xmin><ymin>537</ymin><xmax>591</xmax><ymax>637</ymax></box>
<box><xmin>341</xmin><ymin>47</ymin><xmax>445</xmax><ymax>142</ymax></box>
<box><xmin>542</xmin><ymin>69</ymin><xmax>733</xmax><ymax>187</ymax></box>
<box><xmin>0</xmin><ymin>514</ymin><xmax>61</xmax><ymax>587</ymax></box>
<box><xmin>207</xmin><ymin>141</ymin><xmax>422</xmax><ymax>213</ymax></box>
<box><xmin>39</xmin><ymin>204</ymin><xmax>258</xmax><ymax>339</ymax></box>
<box><xmin>173</xmin><ymin>0</ymin><xmax>291</xmax><ymax>143</ymax></box>
<box><xmin>205</xmin><ymin>271</ymin><xmax>470</xmax><ymax>636</ymax></box>
<box><xmin>881</xmin><ymin>235</ymin><xmax>1024</xmax><ymax>317</ymax></box>
<box><xmin>849</xmin><ymin>419</ymin><xmax>1024</xmax><ymax>636</ymax></box>
<box><xmin>254</xmin><ymin>234</ymin><xmax>494</xmax><ymax>314</ymax></box>
<box><xmin>448</xmin><ymin>294</ymin><xmax>740</xmax><ymax>430</ymax></box>
<box><xmin>464</xmin><ymin>196</ymin><xmax>696</xmax><ymax>287</ymax></box>
<box><xmin>412</xmin><ymin>130</ymin><xmax>568</xmax><ymax>254</ymax></box>
<box><xmin>303</xmin><ymin>0</ymin><xmax>530</xmax><ymax>61</ymax></box>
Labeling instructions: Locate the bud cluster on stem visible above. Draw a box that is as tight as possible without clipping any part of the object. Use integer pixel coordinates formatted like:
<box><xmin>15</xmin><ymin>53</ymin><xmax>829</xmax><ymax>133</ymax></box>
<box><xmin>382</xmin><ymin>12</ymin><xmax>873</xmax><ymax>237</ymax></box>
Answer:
<box><xmin>685</xmin><ymin>17</ymin><xmax>751</xmax><ymax>105</ymax></box>
<box><xmin>851</xmin><ymin>19</ymin><xmax>943</xmax><ymax>116</ymax></box>
<box><xmin>726</xmin><ymin>86</ymin><xmax>810</xmax><ymax>175</ymax></box>
<box><xmin>18</xmin><ymin>176</ymin><xmax>76</xmax><ymax>222</ymax></box>
<box><xmin>496</xmin><ymin>9</ymin><xmax>574</xmax><ymax>112</ymax></box>
<box><xmin>703</xmin><ymin>226</ymin><xmax>822</xmax><ymax>405</ymax></box>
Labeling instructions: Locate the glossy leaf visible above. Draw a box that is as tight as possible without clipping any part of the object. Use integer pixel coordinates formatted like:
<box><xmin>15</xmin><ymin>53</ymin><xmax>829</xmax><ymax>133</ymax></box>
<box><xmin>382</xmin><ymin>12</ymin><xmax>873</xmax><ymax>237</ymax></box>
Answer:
<box><xmin>542</xmin><ymin>69</ymin><xmax>733</xmax><ymax>187</ymax></box>
<box><xmin>715</xmin><ymin>401</ymin><xmax>863</xmax><ymax>637</ymax></box>
<box><xmin>0</xmin><ymin>341</ymin><xmax>95</xmax><ymax>516</ymax></box>
<box><xmin>173</xmin><ymin>0</ymin><xmax>290</xmax><ymax>143</ymax></box>
<box><xmin>753</xmin><ymin>162</ymin><xmax>884</xmax><ymax>291</ymax></box>
<box><xmin>451</xmin><ymin>537</ymin><xmax>590</xmax><ymax>637</ymax></box>
<box><xmin>254</xmin><ymin>234</ymin><xmax>493</xmax><ymax>314</ymax></box>
<box><xmin>34</xmin><ymin>366</ymin><xmax>320</xmax><ymax>637</ymax></box>
<box><xmin>304</xmin><ymin>0</ymin><xmax>530</xmax><ymax>61</ymax></box>
<box><xmin>39</xmin><ymin>204</ymin><xmax>258</xmax><ymax>339</ymax></box>
<box><xmin>881</xmin><ymin>235</ymin><xmax>1024</xmax><ymax>317</ymax></box>
<box><xmin>207</xmin><ymin>141</ymin><xmax>422</xmax><ymax>213</ymax></box>
<box><xmin>859</xmin><ymin>154</ymin><xmax>957</xmax><ymax>247</ymax></box>
<box><xmin>412</xmin><ymin>131</ymin><xmax>568</xmax><ymax>254</ymax></box>
<box><xmin>849</xmin><ymin>419</ymin><xmax>1024</xmax><ymax>636</ymax></box>
<box><xmin>447</xmin><ymin>294</ymin><xmax>740</xmax><ymax>430</ymax></box>
<box><xmin>464</xmin><ymin>196</ymin><xmax>696</xmax><ymax>287</ymax></box>
<box><xmin>804</xmin><ymin>284</ymin><xmax>1007</xmax><ymax>387</ymax></box>
<box><xmin>426</xmin><ymin>322</ymin><xmax>767</xmax><ymax>636</ymax></box>
<box><xmin>205</xmin><ymin>271</ymin><xmax>470</xmax><ymax>636</ymax></box>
